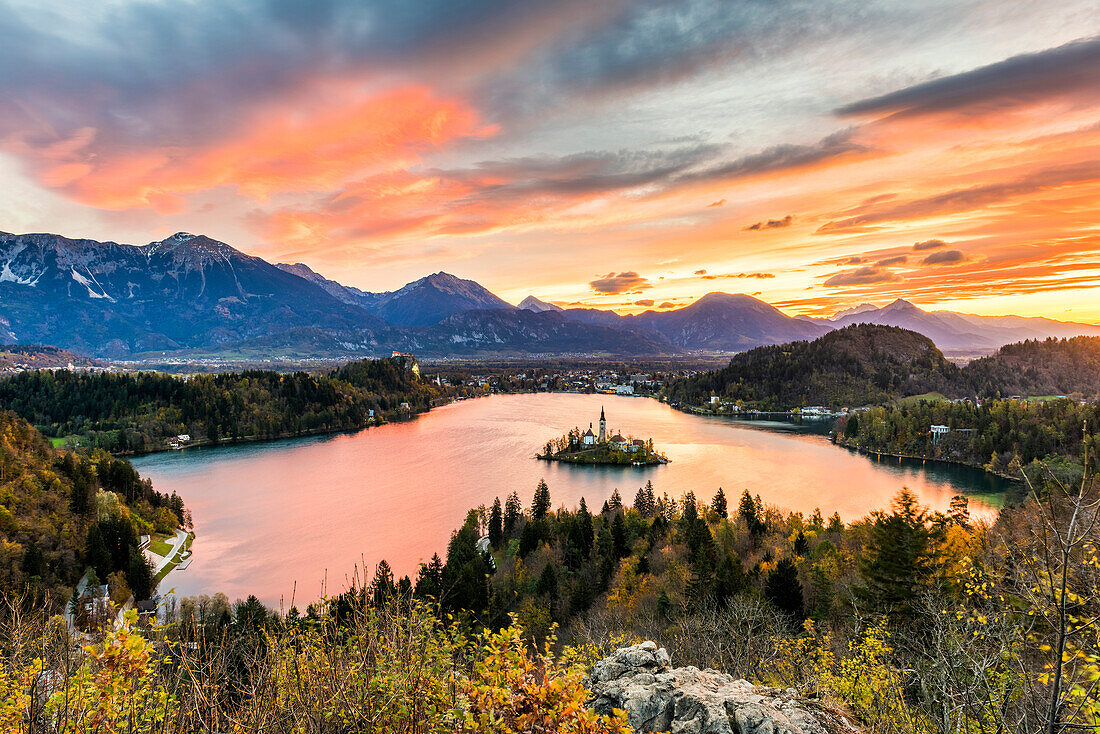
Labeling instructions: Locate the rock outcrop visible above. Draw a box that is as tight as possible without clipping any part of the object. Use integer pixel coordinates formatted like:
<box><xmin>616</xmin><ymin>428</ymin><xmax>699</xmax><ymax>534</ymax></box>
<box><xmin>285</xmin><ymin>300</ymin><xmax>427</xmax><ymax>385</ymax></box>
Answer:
<box><xmin>588</xmin><ymin>641</ymin><xmax>859</xmax><ymax>734</ymax></box>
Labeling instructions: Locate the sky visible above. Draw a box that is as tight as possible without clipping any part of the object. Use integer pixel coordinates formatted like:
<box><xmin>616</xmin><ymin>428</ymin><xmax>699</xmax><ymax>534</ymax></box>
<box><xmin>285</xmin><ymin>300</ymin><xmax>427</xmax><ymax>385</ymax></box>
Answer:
<box><xmin>1</xmin><ymin>1</ymin><xmax>1099</xmax><ymax>320</ymax></box>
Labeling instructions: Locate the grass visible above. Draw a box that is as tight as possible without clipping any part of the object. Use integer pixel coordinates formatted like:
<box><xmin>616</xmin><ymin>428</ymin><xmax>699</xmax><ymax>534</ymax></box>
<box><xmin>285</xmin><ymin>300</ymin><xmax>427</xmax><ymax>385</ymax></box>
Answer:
<box><xmin>894</xmin><ymin>392</ymin><xmax>947</xmax><ymax>406</ymax></box>
<box><xmin>49</xmin><ymin>436</ymin><xmax>71</xmax><ymax>448</ymax></box>
<box><xmin>148</xmin><ymin>532</ymin><xmax>175</xmax><ymax>557</ymax></box>
<box><xmin>153</xmin><ymin>532</ymin><xmax>194</xmax><ymax>585</ymax></box>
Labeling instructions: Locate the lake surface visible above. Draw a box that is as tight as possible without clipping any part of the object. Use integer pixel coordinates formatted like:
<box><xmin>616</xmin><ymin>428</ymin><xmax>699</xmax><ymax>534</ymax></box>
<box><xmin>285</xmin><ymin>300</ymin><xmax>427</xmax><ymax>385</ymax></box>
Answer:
<box><xmin>131</xmin><ymin>393</ymin><xmax>1012</xmax><ymax>606</ymax></box>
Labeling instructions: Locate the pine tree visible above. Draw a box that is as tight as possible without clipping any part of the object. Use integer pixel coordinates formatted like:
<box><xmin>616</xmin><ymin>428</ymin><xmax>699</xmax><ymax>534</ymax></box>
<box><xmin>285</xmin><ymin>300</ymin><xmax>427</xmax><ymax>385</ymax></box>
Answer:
<box><xmin>570</xmin><ymin>498</ymin><xmax>594</xmax><ymax>559</ymax></box>
<box><xmin>488</xmin><ymin>497</ymin><xmax>503</xmax><ymax>548</ymax></box>
<box><xmin>504</xmin><ymin>492</ymin><xmax>522</xmax><ymax>535</ymax></box>
<box><xmin>634</xmin><ymin>481</ymin><xmax>655</xmax><ymax>517</ymax></box>
<box><xmin>856</xmin><ymin>489</ymin><xmax>941</xmax><ymax>623</ymax></box>
<box><xmin>764</xmin><ymin>557</ymin><xmax>804</xmax><ymax>622</ymax></box>
<box><xmin>711</xmin><ymin>487</ymin><xmax>728</xmax><ymax>519</ymax></box>
<box><xmin>414</xmin><ymin>553</ymin><xmax>445</xmax><ymax>601</ymax></box>
<box><xmin>793</xmin><ymin>530</ymin><xmax>809</xmax><ymax>556</ymax></box>
<box><xmin>531</xmin><ymin>479</ymin><xmax>551</xmax><ymax>520</ymax></box>
<box><xmin>371</xmin><ymin>560</ymin><xmax>396</xmax><ymax>608</ymax></box>
<box><xmin>607</xmin><ymin>488</ymin><xmax>623</xmax><ymax>511</ymax></box>
<box><xmin>128</xmin><ymin>550</ymin><xmax>155</xmax><ymax>602</ymax></box>
<box><xmin>738</xmin><ymin>490</ymin><xmax>763</xmax><ymax>535</ymax></box>
<box><xmin>611</xmin><ymin>512</ymin><xmax>628</xmax><ymax>560</ymax></box>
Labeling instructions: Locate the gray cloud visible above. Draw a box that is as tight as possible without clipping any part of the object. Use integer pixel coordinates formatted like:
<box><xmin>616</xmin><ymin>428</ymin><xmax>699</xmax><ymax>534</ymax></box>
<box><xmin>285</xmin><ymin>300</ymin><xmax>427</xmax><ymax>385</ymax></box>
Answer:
<box><xmin>838</xmin><ymin>36</ymin><xmax>1100</xmax><ymax>119</ymax></box>
<box><xmin>701</xmin><ymin>272</ymin><xmax>775</xmax><ymax>280</ymax></box>
<box><xmin>913</xmin><ymin>239</ymin><xmax>947</xmax><ymax>251</ymax></box>
<box><xmin>875</xmin><ymin>255</ymin><xmax>907</xmax><ymax>266</ymax></box>
<box><xmin>745</xmin><ymin>214</ymin><xmax>794</xmax><ymax>231</ymax></box>
<box><xmin>590</xmin><ymin>271</ymin><xmax>651</xmax><ymax>294</ymax></box>
<box><xmin>823</xmin><ymin>266</ymin><xmax>899</xmax><ymax>286</ymax></box>
<box><xmin>818</xmin><ymin>160</ymin><xmax>1100</xmax><ymax>232</ymax></box>
<box><xmin>921</xmin><ymin>249</ymin><xmax>965</xmax><ymax>265</ymax></box>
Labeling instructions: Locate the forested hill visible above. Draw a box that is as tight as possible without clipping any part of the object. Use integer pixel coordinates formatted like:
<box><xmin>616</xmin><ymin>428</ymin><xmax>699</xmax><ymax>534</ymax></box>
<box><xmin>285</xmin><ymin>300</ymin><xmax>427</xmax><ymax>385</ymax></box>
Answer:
<box><xmin>664</xmin><ymin>324</ymin><xmax>960</xmax><ymax>410</ymax></box>
<box><xmin>0</xmin><ymin>411</ymin><xmax>182</xmax><ymax>606</ymax></box>
<box><xmin>963</xmin><ymin>336</ymin><xmax>1100</xmax><ymax>399</ymax></box>
<box><xmin>0</xmin><ymin>356</ymin><xmax>456</xmax><ymax>453</ymax></box>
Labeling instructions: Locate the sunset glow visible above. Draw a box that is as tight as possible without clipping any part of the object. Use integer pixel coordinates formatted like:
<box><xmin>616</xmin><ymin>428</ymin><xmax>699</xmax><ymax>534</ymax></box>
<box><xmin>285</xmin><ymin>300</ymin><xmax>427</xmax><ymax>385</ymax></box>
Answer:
<box><xmin>1</xmin><ymin>1</ymin><xmax>1099</xmax><ymax>320</ymax></box>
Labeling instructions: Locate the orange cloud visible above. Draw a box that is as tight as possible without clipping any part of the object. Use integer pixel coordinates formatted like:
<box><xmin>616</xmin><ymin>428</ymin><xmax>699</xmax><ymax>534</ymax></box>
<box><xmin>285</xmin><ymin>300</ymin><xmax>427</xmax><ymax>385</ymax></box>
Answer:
<box><xmin>5</xmin><ymin>79</ymin><xmax>494</xmax><ymax>213</ymax></box>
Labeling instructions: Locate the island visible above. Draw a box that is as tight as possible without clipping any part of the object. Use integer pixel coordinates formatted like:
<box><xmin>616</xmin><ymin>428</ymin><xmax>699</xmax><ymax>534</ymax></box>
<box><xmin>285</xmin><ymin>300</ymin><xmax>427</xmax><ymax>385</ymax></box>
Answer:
<box><xmin>537</xmin><ymin>406</ymin><xmax>669</xmax><ymax>466</ymax></box>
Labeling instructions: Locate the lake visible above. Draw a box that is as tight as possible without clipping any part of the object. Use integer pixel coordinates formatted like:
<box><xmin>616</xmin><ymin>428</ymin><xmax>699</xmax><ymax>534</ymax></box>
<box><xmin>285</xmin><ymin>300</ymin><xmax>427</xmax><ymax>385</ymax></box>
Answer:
<box><xmin>131</xmin><ymin>393</ymin><xmax>1012</xmax><ymax>606</ymax></box>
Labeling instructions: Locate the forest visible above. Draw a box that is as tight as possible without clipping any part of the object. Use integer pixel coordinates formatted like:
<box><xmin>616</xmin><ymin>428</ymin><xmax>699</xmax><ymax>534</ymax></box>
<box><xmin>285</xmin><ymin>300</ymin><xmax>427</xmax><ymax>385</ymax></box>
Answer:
<box><xmin>5</xmin><ymin>461</ymin><xmax>1099</xmax><ymax>733</ymax></box>
<box><xmin>665</xmin><ymin>328</ymin><xmax>1100</xmax><ymax>410</ymax></box>
<box><xmin>0</xmin><ymin>356</ymin><xmax>459</xmax><ymax>453</ymax></box>
<box><xmin>0</xmin><ymin>411</ymin><xmax>183</xmax><ymax>607</ymax></box>
<box><xmin>838</xmin><ymin>398</ymin><xmax>1100</xmax><ymax>480</ymax></box>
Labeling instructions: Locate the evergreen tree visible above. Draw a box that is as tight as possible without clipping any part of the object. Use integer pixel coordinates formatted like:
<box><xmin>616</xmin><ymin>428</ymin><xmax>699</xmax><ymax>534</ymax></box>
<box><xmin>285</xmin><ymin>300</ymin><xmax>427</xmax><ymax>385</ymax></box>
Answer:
<box><xmin>85</xmin><ymin>524</ymin><xmax>112</xmax><ymax>580</ymax></box>
<box><xmin>793</xmin><ymin>530</ymin><xmax>809</xmax><ymax>556</ymax></box>
<box><xmin>488</xmin><ymin>497</ymin><xmax>503</xmax><ymax>548</ymax></box>
<box><xmin>370</xmin><ymin>560</ymin><xmax>396</xmax><ymax>608</ymax></box>
<box><xmin>611</xmin><ymin>512</ymin><xmax>628</xmax><ymax>560</ymax></box>
<box><xmin>856</xmin><ymin>489</ymin><xmax>941</xmax><ymax>623</ymax></box>
<box><xmin>21</xmin><ymin>541</ymin><xmax>45</xmax><ymax>579</ymax></box>
<box><xmin>442</xmin><ymin>512</ymin><xmax>490</xmax><ymax>618</ymax></box>
<box><xmin>569</xmin><ymin>498</ymin><xmax>594</xmax><ymax>560</ymax></box>
<box><xmin>764</xmin><ymin>557</ymin><xmax>804</xmax><ymax>622</ymax></box>
<box><xmin>607</xmin><ymin>488</ymin><xmax>623</xmax><ymax>511</ymax></box>
<box><xmin>633</xmin><ymin>481</ymin><xmax>656</xmax><ymax>517</ymax></box>
<box><xmin>531</xmin><ymin>479</ymin><xmax>551</xmax><ymax>520</ymax></box>
<box><xmin>845</xmin><ymin>414</ymin><xmax>860</xmax><ymax>438</ymax></box>
<box><xmin>504</xmin><ymin>492</ymin><xmax>522</xmax><ymax>535</ymax></box>
<box><xmin>414</xmin><ymin>553</ymin><xmax>445</xmax><ymax>601</ymax></box>
<box><xmin>535</xmin><ymin>563</ymin><xmax>558</xmax><ymax>598</ymax></box>
<box><xmin>711</xmin><ymin>487</ymin><xmax>728</xmax><ymax>519</ymax></box>
<box><xmin>127</xmin><ymin>550</ymin><xmax>155</xmax><ymax>602</ymax></box>
<box><xmin>738</xmin><ymin>490</ymin><xmax>763</xmax><ymax>535</ymax></box>
<box><xmin>714</xmin><ymin>553</ymin><xmax>747</xmax><ymax>605</ymax></box>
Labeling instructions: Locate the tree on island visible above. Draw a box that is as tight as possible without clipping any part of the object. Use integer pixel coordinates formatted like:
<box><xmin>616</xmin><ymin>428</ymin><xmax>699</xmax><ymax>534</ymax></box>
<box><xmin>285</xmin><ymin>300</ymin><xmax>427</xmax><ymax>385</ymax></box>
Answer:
<box><xmin>532</xmin><ymin>479</ymin><xmax>551</xmax><ymax>520</ymax></box>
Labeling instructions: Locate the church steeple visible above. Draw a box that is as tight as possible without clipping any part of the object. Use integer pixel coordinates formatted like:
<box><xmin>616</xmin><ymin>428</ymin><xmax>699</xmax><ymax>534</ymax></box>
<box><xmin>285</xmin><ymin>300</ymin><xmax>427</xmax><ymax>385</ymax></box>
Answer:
<box><xmin>598</xmin><ymin>406</ymin><xmax>606</xmax><ymax>443</ymax></box>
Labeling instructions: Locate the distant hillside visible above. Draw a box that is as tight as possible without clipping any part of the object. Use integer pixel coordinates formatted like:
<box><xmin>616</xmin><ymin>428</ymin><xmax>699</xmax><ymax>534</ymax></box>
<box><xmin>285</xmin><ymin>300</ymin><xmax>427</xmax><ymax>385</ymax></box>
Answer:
<box><xmin>664</xmin><ymin>324</ymin><xmax>961</xmax><ymax>410</ymax></box>
<box><xmin>819</xmin><ymin>298</ymin><xmax>1100</xmax><ymax>354</ymax></box>
<box><xmin>0</xmin><ymin>344</ymin><xmax>104</xmax><ymax>373</ymax></box>
<box><xmin>962</xmin><ymin>336</ymin><xmax>1100</xmax><ymax>398</ymax></box>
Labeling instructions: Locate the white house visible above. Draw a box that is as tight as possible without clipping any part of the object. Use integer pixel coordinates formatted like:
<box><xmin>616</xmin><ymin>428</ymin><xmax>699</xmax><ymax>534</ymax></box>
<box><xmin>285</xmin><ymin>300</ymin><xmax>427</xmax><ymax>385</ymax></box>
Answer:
<box><xmin>615</xmin><ymin>384</ymin><xmax>634</xmax><ymax>395</ymax></box>
<box><xmin>582</xmin><ymin>425</ymin><xmax>597</xmax><ymax>446</ymax></box>
<box><xmin>930</xmin><ymin>424</ymin><xmax>951</xmax><ymax>443</ymax></box>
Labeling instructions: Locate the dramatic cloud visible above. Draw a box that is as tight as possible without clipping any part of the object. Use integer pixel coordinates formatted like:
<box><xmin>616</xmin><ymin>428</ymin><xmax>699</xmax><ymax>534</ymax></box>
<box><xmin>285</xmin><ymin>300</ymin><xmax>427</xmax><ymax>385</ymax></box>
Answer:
<box><xmin>823</xmin><ymin>266</ymin><xmax>900</xmax><ymax>287</ymax></box>
<box><xmin>913</xmin><ymin>239</ymin><xmax>947</xmax><ymax>251</ymax></box>
<box><xmin>921</xmin><ymin>249</ymin><xmax>966</xmax><ymax>265</ymax></box>
<box><xmin>745</xmin><ymin>214</ymin><xmax>793</xmax><ymax>231</ymax></box>
<box><xmin>633</xmin><ymin>299</ymin><xmax>655</xmax><ymax>306</ymax></box>
<box><xmin>818</xmin><ymin>160</ymin><xmax>1100</xmax><ymax>233</ymax></box>
<box><xmin>589</xmin><ymin>271</ymin><xmax>651</xmax><ymax>294</ymax></box>
<box><xmin>875</xmin><ymin>255</ymin><xmax>908</xmax><ymax>266</ymax></box>
<box><xmin>838</xmin><ymin>37</ymin><xmax>1100</xmax><ymax>120</ymax></box>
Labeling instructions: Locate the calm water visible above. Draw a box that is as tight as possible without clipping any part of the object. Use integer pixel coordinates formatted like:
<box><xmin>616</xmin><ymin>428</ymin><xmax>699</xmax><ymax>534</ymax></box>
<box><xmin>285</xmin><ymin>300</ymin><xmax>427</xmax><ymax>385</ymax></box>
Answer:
<box><xmin>131</xmin><ymin>393</ymin><xmax>1011</xmax><ymax>606</ymax></box>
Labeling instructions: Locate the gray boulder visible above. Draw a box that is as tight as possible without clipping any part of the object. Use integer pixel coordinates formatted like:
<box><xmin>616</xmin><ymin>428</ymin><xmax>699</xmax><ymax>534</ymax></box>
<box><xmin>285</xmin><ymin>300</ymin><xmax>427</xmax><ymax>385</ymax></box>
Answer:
<box><xmin>588</xmin><ymin>641</ymin><xmax>860</xmax><ymax>734</ymax></box>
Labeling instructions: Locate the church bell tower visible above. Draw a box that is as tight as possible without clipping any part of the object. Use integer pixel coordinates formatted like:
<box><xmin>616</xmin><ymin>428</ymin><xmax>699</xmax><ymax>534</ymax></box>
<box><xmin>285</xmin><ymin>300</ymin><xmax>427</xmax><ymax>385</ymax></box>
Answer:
<box><xmin>599</xmin><ymin>406</ymin><xmax>606</xmax><ymax>443</ymax></box>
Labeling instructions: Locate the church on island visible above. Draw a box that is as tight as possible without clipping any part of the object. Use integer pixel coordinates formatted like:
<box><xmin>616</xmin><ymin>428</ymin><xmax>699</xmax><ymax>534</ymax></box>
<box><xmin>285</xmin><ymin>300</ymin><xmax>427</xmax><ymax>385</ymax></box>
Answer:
<box><xmin>540</xmin><ymin>407</ymin><xmax>666</xmax><ymax>465</ymax></box>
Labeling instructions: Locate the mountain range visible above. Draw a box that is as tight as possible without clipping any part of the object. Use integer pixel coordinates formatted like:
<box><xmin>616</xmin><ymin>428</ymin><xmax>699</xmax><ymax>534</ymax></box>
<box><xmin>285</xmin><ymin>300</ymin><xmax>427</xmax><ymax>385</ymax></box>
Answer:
<box><xmin>0</xmin><ymin>230</ymin><xmax>1096</xmax><ymax>360</ymax></box>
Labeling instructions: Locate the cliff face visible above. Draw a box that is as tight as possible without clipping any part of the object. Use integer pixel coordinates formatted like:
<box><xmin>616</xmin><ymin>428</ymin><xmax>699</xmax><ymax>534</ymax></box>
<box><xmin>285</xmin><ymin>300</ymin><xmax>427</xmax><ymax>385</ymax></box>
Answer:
<box><xmin>588</xmin><ymin>642</ymin><xmax>860</xmax><ymax>734</ymax></box>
